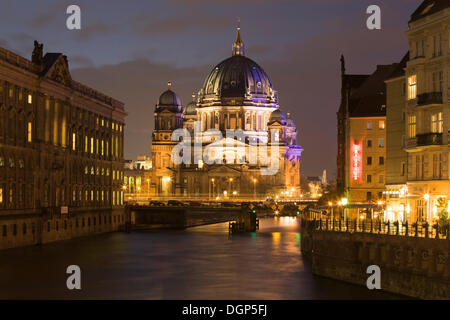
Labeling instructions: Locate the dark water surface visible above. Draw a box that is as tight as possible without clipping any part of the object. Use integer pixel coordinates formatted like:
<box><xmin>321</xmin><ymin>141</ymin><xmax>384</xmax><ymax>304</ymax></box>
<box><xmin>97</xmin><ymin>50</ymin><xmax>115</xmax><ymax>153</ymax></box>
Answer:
<box><xmin>0</xmin><ymin>217</ymin><xmax>405</xmax><ymax>299</ymax></box>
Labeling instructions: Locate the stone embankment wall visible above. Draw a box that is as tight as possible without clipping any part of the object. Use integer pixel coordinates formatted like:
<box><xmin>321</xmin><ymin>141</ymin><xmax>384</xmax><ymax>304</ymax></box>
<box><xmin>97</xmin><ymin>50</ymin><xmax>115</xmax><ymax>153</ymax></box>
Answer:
<box><xmin>0</xmin><ymin>208</ymin><xmax>126</xmax><ymax>250</ymax></box>
<box><xmin>300</xmin><ymin>219</ymin><xmax>450</xmax><ymax>299</ymax></box>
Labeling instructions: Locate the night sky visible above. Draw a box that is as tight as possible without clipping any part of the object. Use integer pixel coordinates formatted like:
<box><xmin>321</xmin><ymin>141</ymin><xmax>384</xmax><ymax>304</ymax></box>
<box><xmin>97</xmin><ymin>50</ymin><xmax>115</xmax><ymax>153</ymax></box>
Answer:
<box><xmin>0</xmin><ymin>0</ymin><xmax>422</xmax><ymax>179</ymax></box>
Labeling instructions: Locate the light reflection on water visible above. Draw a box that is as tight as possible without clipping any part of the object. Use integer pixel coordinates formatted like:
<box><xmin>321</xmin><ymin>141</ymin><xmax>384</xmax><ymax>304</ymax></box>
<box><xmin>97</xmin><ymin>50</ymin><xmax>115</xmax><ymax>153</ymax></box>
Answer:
<box><xmin>0</xmin><ymin>217</ymin><xmax>404</xmax><ymax>299</ymax></box>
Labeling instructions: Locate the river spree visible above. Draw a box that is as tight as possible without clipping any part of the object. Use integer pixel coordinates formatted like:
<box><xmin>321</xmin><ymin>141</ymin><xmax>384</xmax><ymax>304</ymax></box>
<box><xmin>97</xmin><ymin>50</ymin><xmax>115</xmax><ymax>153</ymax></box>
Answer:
<box><xmin>0</xmin><ymin>217</ymin><xmax>403</xmax><ymax>299</ymax></box>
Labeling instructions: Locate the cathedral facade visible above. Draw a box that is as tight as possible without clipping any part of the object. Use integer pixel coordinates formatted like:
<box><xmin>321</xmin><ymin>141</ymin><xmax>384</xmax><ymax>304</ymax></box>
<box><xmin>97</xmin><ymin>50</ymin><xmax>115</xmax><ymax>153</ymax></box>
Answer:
<box><xmin>150</xmin><ymin>28</ymin><xmax>303</xmax><ymax>200</ymax></box>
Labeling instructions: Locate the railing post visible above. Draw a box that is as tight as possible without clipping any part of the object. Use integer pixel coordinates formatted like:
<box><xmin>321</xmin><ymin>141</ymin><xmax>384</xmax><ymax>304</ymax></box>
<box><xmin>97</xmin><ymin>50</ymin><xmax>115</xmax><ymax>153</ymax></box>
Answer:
<box><xmin>434</xmin><ymin>223</ymin><xmax>439</xmax><ymax>239</ymax></box>
<box><xmin>319</xmin><ymin>218</ymin><xmax>322</xmax><ymax>231</ymax></box>
<box><xmin>404</xmin><ymin>221</ymin><xmax>408</xmax><ymax>237</ymax></box>
<box><xmin>414</xmin><ymin>221</ymin><xmax>418</xmax><ymax>237</ymax></box>
<box><xmin>339</xmin><ymin>219</ymin><xmax>342</xmax><ymax>231</ymax></box>
<box><xmin>423</xmin><ymin>222</ymin><xmax>429</xmax><ymax>238</ymax></box>
<box><xmin>362</xmin><ymin>220</ymin><xmax>365</xmax><ymax>233</ymax></box>
<box><xmin>394</xmin><ymin>221</ymin><xmax>399</xmax><ymax>236</ymax></box>
<box><xmin>346</xmin><ymin>219</ymin><xmax>349</xmax><ymax>232</ymax></box>
<box><xmin>332</xmin><ymin>219</ymin><xmax>335</xmax><ymax>231</ymax></box>
<box><xmin>387</xmin><ymin>221</ymin><xmax>390</xmax><ymax>235</ymax></box>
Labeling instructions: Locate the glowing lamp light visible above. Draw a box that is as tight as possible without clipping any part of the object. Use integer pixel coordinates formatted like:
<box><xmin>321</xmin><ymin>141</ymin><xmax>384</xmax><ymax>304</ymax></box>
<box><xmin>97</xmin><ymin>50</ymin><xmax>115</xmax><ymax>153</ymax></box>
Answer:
<box><xmin>328</xmin><ymin>202</ymin><xmax>333</xmax><ymax>206</ymax></box>
<box><xmin>406</xmin><ymin>204</ymin><xmax>411</xmax><ymax>214</ymax></box>
<box><xmin>424</xmin><ymin>194</ymin><xmax>430</xmax><ymax>200</ymax></box>
<box><xmin>341</xmin><ymin>198</ymin><xmax>348</xmax><ymax>206</ymax></box>
<box><xmin>377</xmin><ymin>200</ymin><xmax>383</xmax><ymax>206</ymax></box>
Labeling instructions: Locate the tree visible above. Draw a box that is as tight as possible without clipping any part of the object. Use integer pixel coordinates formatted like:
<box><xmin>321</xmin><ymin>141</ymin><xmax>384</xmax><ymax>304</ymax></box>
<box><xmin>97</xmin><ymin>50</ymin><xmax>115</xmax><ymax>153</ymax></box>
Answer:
<box><xmin>436</xmin><ymin>197</ymin><xmax>449</xmax><ymax>235</ymax></box>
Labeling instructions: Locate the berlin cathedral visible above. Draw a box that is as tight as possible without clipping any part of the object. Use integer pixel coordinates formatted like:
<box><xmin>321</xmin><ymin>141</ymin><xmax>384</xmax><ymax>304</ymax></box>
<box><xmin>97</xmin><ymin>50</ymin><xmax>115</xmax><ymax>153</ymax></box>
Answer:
<box><xmin>150</xmin><ymin>27</ymin><xmax>303</xmax><ymax>199</ymax></box>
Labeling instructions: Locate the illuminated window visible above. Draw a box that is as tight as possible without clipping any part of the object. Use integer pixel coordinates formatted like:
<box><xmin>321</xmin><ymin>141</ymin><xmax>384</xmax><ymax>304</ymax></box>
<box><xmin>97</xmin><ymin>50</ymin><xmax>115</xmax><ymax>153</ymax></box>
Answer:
<box><xmin>102</xmin><ymin>119</ymin><xmax>104</xmax><ymax>126</ymax></box>
<box><xmin>408</xmin><ymin>75</ymin><xmax>417</xmax><ymax>100</ymax></box>
<box><xmin>72</xmin><ymin>133</ymin><xmax>76</xmax><ymax>150</ymax></box>
<box><xmin>91</xmin><ymin>166</ymin><xmax>94</xmax><ymax>175</ymax></box>
<box><xmin>408</xmin><ymin>115</ymin><xmax>416</xmax><ymax>138</ymax></box>
<box><xmin>378</xmin><ymin>138</ymin><xmax>384</xmax><ymax>148</ymax></box>
<box><xmin>90</xmin><ymin>137</ymin><xmax>94</xmax><ymax>153</ymax></box>
<box><xmin>431</xmin><ymin>112</ymin><xmax>443</xmax><ymax>133</ymax></box>
<box><xmin>85</xmin><ymin>136</ymin><xmax>88</xmax><ymax>153</ymax></box>
<box><xmin>367</xmin><ymin>175</ymin><xmax>372</xmax><ymax>183</ymax></box>
<box><xmin>366</xmin><ymin>122</ymin><xmax>373</xmax><ymax>130</ymax></box>
<box><xmin>27</xmin><ymin>94</ymin><xmax>32</xmax><ymax>104</ymax></box>
<box><xmin>101</xmin><ymin>140</ymin><xmax>104</xmax><ymax>156</ymax></box>
<box><xmin>0</xmin><ymin>188</ymin><xmax>3</xmax><ymax>204</ymax></box>
<box><xmin>27</xmin><ymin>122</ymin><xmax>32</xmax><ymax>142</ymax></box>
<box><xmin>9</xmin><ymin>88</ymin><xmax>13</xmax><ymax>98</ymax></box>
<box><xmin>85</xmin><ymin>166</ymin><xmax>88</xmax><ymax>174</ymax></box>
<box><xmin>378</xmin><ymin>120</ymin><xmax>385</xmax><ymax>129</ymax></box>
<box><xmin>96</xmin><ymin>138</ymin><xmax>99</xmax><ymax>154</ymax></box>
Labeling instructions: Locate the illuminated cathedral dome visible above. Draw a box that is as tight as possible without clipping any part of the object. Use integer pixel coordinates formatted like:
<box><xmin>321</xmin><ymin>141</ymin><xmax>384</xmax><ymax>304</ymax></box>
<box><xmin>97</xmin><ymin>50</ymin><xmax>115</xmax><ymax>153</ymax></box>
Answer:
<box><xmin>156</xmin><ymin>83</ymin><xmax>182</xmax><ymax>112</ymax></box>
<box><xmin>269</xmin><ymin>109</ymin><xmax>286</xmax><ymax>124</ymax></box>
<box><xmin>198</xmin><ymin>27</ymin><xmax>276</xmax><ymax>104</ymax></box>
<box><xmin>183</xmin><ymin>94</ymin><xmax>198</xmax><ymax>115</ymax></box>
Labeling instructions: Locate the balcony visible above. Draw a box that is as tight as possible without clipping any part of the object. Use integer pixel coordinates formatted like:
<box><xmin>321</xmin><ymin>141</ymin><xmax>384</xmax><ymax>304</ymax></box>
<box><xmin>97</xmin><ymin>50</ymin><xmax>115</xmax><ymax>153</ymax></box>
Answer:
<box><xmin>416</xmin><ymin>133</ymin><xmax>442</xmax><ymax>146</ymax></box>
<box><xmin>417</xmin><ymin>92</ymin><xmax>442</xmax><ymax>106</ymax></box>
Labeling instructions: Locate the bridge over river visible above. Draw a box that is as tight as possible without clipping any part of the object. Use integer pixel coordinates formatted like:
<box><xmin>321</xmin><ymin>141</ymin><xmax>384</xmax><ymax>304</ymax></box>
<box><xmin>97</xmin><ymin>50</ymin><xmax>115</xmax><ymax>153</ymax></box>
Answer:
<box><xmin>126</xmin><ymin>205</ymin><xmax>249</xmax><ymax>230</ymax></box>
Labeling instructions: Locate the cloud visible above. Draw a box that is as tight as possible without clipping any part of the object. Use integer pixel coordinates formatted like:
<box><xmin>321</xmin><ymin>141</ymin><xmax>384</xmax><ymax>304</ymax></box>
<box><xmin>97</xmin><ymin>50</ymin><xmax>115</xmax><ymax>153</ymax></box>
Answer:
<box><xmin>29</xmin><ymin>12</ymin><xmax>55</xmax><ymax>28</ymax></box>
<box><xmin>133</xmin><ymin>15</ymin><xmax>231</xmax><ymax>35</ymax></box>
<box><xmin>74</xmin><ymin>22</ymin><xmax>116</xmax><ymax>41</ymax></box>
<box><xmin>68</xmin><ymin>55</ymin><xmax>95</xmax><ymax>68</ymax></box>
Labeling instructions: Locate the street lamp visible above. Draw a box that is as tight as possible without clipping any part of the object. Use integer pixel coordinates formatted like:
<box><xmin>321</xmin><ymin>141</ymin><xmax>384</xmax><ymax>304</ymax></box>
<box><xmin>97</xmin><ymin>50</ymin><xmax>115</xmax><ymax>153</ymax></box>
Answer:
<box><xmin>424</xmin><ymin>193</ymin><xmax>430</xmax><ymax>222</ymax></box>
<box><xmin>210</xmin><ymin>178</ymin><xmax>215</xmax><ymax>200</ymax></box>
<box><xmin>253</xmin><ymin>178</ymin><xmax>257</xmax><ymax>200</ymax></box>
<box><xmin>146</xmin><ymin>178</ymin><xmax>150</xmax><ymax>198</ymax></box>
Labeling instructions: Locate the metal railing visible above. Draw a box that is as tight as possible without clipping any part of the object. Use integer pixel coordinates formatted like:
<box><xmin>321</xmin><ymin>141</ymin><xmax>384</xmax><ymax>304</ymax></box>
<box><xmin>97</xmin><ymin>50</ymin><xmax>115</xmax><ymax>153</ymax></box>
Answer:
<box><xmin>416</xmin><ymin>133</ymin><xmax>443</xmax><ymax>146</ymax></box>
<box><xmin>308</xmin><ymin>218</ymin><xmax>450</xmax><ymax>240</ymax></box>
<box><xmin>417</xmin><ymin>92</ymin><xmax>443</xmax><ymax>106</ymax></box>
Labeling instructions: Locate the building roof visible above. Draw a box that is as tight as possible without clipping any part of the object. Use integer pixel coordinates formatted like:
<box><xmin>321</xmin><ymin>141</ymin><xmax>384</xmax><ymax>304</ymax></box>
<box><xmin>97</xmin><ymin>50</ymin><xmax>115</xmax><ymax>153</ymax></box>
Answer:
<box><xmin>410</xmin><ymin>0</ymin><xmax>450</xmax><ymax>23</ymax></box>
<box><xmin>387</xmin><ymin>52</ymin><xmax>409</xmax><ymax>80</ymax></box>
<box><xmin>349</xmin><ymin>62</ymin><xmax>404</xmax><ymax>117</ymax></box>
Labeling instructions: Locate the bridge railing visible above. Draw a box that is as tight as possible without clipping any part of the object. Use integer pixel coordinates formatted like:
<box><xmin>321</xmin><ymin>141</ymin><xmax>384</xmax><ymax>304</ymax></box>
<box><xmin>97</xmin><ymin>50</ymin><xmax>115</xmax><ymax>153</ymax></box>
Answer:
<box><xmin>305</xmin><ymin>217</ymin><xmax>450</xmax><ymax>240</ymax></box>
